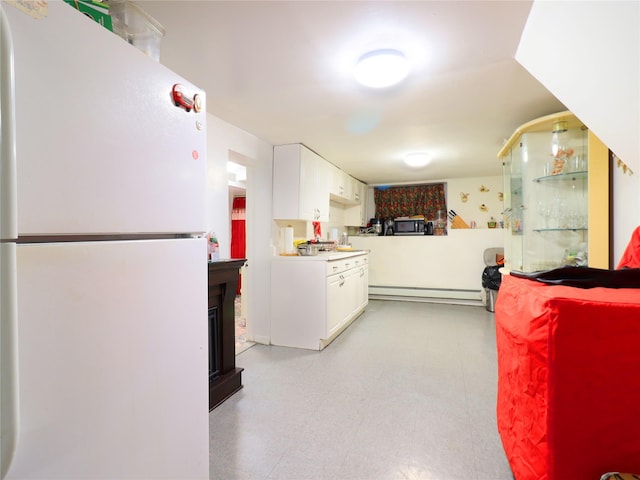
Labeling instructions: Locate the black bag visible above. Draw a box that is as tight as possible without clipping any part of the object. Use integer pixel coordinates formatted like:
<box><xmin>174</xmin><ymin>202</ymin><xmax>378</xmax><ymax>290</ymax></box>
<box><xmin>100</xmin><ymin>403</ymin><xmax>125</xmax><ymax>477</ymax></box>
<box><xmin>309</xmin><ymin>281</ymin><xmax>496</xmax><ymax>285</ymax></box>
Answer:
<box><xmin>511</xmin><ymin>266</ymin><xmax>640</xmax><ymax>289</ymax></box>
<box><xmin>482</xmin><ymin>265</ymin><xmax>502</xmax><ymax>290</ymax></box>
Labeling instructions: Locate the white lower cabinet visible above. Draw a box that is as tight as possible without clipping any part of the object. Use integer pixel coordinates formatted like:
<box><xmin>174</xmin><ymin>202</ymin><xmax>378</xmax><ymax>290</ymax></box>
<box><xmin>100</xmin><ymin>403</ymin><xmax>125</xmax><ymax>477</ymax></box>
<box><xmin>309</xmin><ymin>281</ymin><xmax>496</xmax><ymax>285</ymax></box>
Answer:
<box><xmin>271</xmin><ymin>253</ymin><xmax>369</xmax><ymax>350</ymax></box>
<box><xmin>357</xmin><ymin>262</ymin><xmax>369</xmax><ymax>310</ymax></box>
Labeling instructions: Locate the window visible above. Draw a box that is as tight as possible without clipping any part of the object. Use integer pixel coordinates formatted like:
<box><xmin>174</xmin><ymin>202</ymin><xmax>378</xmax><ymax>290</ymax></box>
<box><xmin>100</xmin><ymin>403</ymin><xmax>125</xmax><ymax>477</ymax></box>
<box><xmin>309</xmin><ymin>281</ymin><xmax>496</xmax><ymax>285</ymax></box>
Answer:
<box><xmin>374</xmin><ymin>183</ymin><xmax>446</xmax><ymax>220</ymax></box>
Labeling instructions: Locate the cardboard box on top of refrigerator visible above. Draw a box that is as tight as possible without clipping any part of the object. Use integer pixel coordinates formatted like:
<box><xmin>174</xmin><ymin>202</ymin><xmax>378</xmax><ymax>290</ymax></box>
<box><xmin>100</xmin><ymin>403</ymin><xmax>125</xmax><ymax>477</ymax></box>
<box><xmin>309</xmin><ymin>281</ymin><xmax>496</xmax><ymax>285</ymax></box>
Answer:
<box><xmin>63</xmin><ymin>0</ymin><xmax>113</xmax><ymax>31</ymax></box>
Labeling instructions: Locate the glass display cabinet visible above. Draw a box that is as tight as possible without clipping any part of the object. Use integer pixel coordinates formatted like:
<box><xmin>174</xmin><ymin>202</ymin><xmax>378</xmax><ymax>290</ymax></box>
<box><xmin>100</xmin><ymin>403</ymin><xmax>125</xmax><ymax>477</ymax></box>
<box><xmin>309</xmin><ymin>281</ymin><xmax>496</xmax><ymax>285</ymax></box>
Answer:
<box><xmin>498</xmin><ymin>111</ymin><xmax>610</xmax><ymax>272</ymax></box>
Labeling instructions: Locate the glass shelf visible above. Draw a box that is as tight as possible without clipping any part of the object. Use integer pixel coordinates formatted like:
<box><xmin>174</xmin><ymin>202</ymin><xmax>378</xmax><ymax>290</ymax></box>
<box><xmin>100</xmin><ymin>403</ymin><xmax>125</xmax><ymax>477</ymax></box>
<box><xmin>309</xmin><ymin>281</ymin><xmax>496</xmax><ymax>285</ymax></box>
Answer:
<box><xmin>534</xmin><ymin>171</ymin><xmax>588</xmax><ymax>183</ymax></box>
<box><xmin>533</xmin><ymin>227</ymin><xmax>588</xmax><ymax>233</ymax></box>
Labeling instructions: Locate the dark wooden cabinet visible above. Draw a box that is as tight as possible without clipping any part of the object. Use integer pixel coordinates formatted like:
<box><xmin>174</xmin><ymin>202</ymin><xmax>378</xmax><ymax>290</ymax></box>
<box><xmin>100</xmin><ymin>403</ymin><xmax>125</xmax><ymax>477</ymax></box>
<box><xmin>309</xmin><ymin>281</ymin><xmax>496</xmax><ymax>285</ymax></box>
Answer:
<box><xmin>208</xmin><ymin>259</ymin><xmax>245</xmax><ymax>411</ymax></box>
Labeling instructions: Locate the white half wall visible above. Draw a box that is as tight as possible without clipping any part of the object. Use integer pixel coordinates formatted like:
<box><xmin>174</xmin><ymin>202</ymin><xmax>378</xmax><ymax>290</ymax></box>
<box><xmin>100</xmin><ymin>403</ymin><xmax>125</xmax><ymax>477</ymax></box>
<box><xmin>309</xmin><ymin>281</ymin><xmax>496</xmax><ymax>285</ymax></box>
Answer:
<box><xmin>350</xmin><ymin>228</ymin><xmax>504</xmax><ymax>302</ymax></box>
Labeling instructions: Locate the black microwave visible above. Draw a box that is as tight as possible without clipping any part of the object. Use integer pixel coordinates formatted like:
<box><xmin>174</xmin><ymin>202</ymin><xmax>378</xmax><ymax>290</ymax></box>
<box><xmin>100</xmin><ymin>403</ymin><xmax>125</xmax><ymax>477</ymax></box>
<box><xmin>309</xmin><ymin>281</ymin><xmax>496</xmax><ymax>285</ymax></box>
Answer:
<box><xmin>394</xmin><ymin>218</ymin><xmax>425</xmax><ymax>235</ymax></box>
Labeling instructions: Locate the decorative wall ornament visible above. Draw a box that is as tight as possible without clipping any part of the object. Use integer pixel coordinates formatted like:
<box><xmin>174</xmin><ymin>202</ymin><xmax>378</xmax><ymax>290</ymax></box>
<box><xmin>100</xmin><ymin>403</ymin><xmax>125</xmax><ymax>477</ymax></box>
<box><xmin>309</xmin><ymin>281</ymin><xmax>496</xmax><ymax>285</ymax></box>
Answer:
<box><xmin>479</xmin><ymin>204</ymin><xmax>488</xmax><ymax>212</ymax></box>
<box><xmin>498</xmin><ymin>192</ymin><xmax>504</xmax><ymax>202</ymax></box>
<box><xmin>479</xmin><ymin>185</ymin><xmax>490</xmax><ymax>192</ymax></box>
<box><xmin>460</xmin><ymin>192</ymin><xmax>469</xmax><ymax>203</ymax></box>
<box><xmin>614</xmin><ymin>154</ymin><xmax>634</xmax><ymax>176</ymax></box>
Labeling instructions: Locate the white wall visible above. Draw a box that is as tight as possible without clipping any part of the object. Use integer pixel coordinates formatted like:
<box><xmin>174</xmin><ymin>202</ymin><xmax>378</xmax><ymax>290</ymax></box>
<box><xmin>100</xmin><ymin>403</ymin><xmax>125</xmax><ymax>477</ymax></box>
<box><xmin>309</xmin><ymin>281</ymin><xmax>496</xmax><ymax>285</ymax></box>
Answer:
<box><xmin>447</xmin><ymin>176</ymin><xmax>503</xmax><ymax>228</ymax></box>
<box><xmin>613</xmin><ymin>165</ymin><xmax>640</xmax><ymax>265</ymax></box>
<box><xmin>206</xmin><ymin>113</ymin><xmax>273</xmax><ymax>345</ymax></box>
<box><xmin>516</xmin><ymin>0</ymin><xmax>639</xmax><ymax>175</ymax></box>
<box><xmin>516</xmin><ymin>0</ymin><xmax>640</xmax><ymax>250</ymax></box>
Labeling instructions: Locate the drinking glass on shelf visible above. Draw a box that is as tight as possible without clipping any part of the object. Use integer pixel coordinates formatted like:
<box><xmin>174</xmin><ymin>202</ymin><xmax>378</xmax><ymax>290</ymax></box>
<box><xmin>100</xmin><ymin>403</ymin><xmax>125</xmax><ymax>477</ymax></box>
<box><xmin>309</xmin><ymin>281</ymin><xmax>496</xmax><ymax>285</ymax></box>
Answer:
<box><xmin>548</xmin><ymin>198</ymin><xmax>560</xmax><ymax>229</ymax></box>
<box><xmin>537</xmin><ymin>200</ymin><xmax>550</xmax><ymax>228</ymax></box>
<box><xmin>568</xmin><ymin>154</ymin><xmax>588</xmax><ymax>172</ymax></box>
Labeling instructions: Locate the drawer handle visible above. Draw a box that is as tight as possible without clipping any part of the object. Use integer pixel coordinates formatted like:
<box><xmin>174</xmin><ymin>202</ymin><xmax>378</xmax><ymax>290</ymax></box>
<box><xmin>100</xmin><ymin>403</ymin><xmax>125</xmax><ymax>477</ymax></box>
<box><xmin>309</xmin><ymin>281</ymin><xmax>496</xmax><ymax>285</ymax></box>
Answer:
<box><xmin>333</xmin><ymin>266</ymin><xmax>338</xmax><ymax>271</ymax></box>
<box><xmin>345</xmin><ymin>263</ymin><xmax>350</xmax><ymax>268</ymax></box>
<box><xmin>339</xmin><ymin>275</ymin><xmax>345</xmax><ymax>287</ymax></box>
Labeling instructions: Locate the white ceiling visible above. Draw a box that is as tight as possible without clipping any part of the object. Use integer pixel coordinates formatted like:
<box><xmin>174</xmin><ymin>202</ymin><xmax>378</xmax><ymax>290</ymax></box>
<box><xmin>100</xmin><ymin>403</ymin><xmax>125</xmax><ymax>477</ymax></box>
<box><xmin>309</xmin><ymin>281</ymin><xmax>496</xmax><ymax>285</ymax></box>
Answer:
<box><xmin>141</xmin><ymin>0</ymin><xmax>566</xmax><ymax>185</ymax></box>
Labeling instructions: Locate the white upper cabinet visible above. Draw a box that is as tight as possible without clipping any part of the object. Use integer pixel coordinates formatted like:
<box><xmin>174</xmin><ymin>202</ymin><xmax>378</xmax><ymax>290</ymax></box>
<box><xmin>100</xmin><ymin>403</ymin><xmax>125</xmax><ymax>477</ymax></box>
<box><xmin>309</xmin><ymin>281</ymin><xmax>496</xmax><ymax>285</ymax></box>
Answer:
<box><xmin>273</xmin><ymin>144</ymin><xmax>367</xmax><ymax>224</ymax></box>
<box><xmin>329</xmin><ymin>166</ymin><xmax>364</xmax><ymax>205</ymax></box>
<box><xmin>344</xmin><ymin>182</ymin><xmax>367</xmax><ymax>226</ymax></box>
<box><xmin>273</xmin><ymin>144</ymin><xmax>330</xmax><ymax>221</ymax></box>
<box><xmin>328</xmin><ymin>163</ymin><xmax>343</xmax><ymax>198</ymax></box>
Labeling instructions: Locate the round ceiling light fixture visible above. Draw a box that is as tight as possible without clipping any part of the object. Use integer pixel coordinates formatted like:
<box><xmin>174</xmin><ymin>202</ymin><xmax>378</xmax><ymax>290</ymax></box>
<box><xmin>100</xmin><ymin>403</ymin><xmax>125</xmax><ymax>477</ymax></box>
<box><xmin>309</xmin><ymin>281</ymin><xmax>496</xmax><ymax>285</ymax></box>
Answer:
<box><xmin>404</xmin><ymin>153</ymin><xmax>432</xmax><ymax>168</ymax></box>
<box><xmin>353</xmin><ymin>49</ymin><xmax>410</xmax><ymax>88</ymax></box>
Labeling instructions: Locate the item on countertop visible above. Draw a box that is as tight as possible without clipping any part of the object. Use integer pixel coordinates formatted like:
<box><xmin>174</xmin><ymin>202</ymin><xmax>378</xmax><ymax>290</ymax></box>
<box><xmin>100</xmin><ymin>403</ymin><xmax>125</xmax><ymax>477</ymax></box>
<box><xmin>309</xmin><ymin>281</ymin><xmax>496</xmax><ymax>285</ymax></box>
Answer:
<box><xmin>207</xmin><ymin>231</ymin><xmax>219</xmax><ymax>261</ymax></box>
<box><xmin>425</xmin><ymin>221</ymin><xmax>434</xmax><ymax>235</ymax></box>
<box><xmin>383</xmin><ymin>218</ymin><xmax>394</xmax><ymax>236</ymax></box>
<box><xmin>448</xmin><ymin>210</ymin><xmax>470</xmax><ymax>229</ymax></box>
<box><xmin>369</xmin><ymin>218</ymin><xmax>383</xmax><ymax>235</ymax></box>
<box><xmin>434</xmin><ymin>210</ymin><xmax>447</xmax><ymax>235</ymax></box>
<box><xmin>307</xmin><ymin>240</ymin><xmax>335</xmax><ymax>252</ymax></box>
<box><xmin>312</xmin><ymin>221</ymin><xmax>322</xmax><ymax>241</ymax></box>
<box><xmin>340</xmin><ymin>232</ymin><xmax>349</xmax><ymax>246</ymax></box>
<box><xmin>297</xmin><ymin>243</ymin><xmax>319</xmax><ymax>256</ymax></box>
<box><xmin>359</xmin><ymin>226</ymin><xmax>379</xmax><ymax>236</ymax></box>
<box><xmin>280</xmin><ymin>226</ymin><xmax>295</xmax><ymax>254</ymax></box>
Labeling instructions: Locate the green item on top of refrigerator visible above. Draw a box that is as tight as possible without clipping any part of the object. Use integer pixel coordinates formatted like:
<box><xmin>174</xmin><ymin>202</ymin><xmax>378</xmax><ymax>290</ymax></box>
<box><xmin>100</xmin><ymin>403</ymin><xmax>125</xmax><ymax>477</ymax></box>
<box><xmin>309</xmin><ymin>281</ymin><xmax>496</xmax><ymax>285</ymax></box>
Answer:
<box><xmin>63</xmin><ymin>0</ymin><xmax>113</xmax><ymax>31</ymax></box>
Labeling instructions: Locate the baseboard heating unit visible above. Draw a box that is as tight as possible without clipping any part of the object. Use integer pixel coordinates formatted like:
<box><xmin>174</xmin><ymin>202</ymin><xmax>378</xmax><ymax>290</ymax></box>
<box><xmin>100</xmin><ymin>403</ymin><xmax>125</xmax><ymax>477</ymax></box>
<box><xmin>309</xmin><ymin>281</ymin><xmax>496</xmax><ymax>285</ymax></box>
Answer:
<box><xmin>368</xmin><ymin>285</ymin><xmax>483</xmax><ymax>306</ymax></box>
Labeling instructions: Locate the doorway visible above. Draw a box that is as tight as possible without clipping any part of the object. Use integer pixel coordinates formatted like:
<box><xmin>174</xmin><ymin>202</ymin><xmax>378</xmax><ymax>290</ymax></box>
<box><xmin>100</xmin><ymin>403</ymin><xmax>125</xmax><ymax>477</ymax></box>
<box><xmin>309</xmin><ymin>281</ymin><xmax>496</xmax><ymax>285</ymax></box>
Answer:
<box><xmin>227</xmin><ymin>160</ymin><xmax>254</xmax><ymax>354</ymax></box>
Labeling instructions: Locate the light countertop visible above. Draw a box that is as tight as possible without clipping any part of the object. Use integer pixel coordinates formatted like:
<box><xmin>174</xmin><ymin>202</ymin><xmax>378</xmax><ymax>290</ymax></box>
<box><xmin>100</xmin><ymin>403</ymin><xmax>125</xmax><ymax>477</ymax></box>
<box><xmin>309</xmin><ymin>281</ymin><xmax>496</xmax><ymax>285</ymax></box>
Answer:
<box><xmin>273</xmin><ymin>250</ymin><xmax>369</xmax><ymax>261</ymax></box>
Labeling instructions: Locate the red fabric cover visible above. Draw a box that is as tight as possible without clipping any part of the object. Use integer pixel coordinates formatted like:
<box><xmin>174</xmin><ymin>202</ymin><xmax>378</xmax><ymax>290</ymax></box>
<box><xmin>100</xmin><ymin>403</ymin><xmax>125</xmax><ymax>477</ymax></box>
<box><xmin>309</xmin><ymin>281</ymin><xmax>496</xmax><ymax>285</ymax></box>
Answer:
<box><xmin>495</xmin><ymin>274</ymin><xmax>640</xmax><ymax>480</ymax></box>
<box><xmin>230</xmin><ymin>196</ymin><xmax>246</xmax><ymax>294</ymax></box>
<box><xmin>618</xmin><ymin>226</ymin><xmax>640</xmax><ymax>269</ymax></box>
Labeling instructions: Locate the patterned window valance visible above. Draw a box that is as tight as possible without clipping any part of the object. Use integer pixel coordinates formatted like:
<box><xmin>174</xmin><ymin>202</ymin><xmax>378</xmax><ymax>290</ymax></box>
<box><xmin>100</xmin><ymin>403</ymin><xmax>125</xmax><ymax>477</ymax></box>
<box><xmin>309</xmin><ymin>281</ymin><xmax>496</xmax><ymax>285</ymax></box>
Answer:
<box><xmin>374</xmin><ymin>183</ymin><xmax>447</xmax><ymax>221</ymax></box>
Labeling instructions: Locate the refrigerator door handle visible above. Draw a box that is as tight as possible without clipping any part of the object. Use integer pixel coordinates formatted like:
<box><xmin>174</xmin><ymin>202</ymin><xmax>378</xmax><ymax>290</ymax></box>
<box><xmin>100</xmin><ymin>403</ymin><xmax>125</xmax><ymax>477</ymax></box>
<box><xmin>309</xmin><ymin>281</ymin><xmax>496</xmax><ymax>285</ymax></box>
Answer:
<box><xmin>0</xmin><ymin>244</ymin><xmax>19</xmax><ymax>480</ymax></box>
<box><xmin>1</xmin><ymin>8</ymin><xmax>19</xmax><ymax>479</ymax></box>
<box><xmin>0</xmin><ymin>5</ymin><xmax>17</xmax><ymax>242</ymax></box>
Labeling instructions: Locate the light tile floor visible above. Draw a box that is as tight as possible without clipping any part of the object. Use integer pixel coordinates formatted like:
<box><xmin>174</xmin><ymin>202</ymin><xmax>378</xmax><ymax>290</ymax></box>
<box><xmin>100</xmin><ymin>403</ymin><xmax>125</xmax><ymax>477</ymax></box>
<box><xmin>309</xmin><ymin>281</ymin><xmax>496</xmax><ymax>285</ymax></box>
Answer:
<box><xmin>211</xmin><ymin>299</ymin><xmax>514</xmax><ymax>480</ymax></box>
<box><xmin>235</xmin><ymin>295</ymin><xmax>255</xmax><ymax>355</ymax></box>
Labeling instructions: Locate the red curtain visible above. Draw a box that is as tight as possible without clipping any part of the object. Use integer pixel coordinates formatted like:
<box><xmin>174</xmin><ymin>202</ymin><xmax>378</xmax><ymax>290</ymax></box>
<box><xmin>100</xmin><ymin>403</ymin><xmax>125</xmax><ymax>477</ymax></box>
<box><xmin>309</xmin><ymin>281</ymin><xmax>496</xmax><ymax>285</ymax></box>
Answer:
<box><xmin>231</xmin><ymin>196</ymin><xmax>246</xmax><ymax>294</ymax></box>
<box><xmin>374</xmin><ymin>183</ymin><xmax>446</xmax><ymax>220</ymax></box>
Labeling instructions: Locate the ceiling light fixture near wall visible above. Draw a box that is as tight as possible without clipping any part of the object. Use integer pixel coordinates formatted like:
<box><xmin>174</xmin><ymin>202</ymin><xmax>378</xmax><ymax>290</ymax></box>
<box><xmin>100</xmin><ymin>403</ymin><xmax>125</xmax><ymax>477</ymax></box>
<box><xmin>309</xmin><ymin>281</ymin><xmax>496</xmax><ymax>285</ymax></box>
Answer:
<box><xmin>353</xmin><ymin>49</ymin><xmax>410</xmax><ymax>88</ymax></box>
<box><xmin>404</xmin><ymin>153</ymin><xmax>432</xmax><ymax>168</ymax></box>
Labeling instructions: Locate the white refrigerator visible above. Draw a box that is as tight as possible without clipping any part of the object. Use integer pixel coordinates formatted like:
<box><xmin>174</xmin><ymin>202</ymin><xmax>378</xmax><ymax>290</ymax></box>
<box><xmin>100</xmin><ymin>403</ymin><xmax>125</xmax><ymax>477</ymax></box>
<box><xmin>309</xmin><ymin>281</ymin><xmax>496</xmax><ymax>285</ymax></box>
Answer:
<box><xmin>0</xmin><ymin>2</ymin><xmax>209</xmax><ymax>479</ymax></box>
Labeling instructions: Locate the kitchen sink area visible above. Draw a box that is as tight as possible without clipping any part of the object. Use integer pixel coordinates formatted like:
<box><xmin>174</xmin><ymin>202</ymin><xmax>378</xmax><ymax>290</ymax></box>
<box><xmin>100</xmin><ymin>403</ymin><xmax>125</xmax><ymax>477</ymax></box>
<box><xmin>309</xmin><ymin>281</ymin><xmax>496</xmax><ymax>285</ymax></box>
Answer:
<box><xmin>271</xmin><ymin>249</ymin><xmax>369</xmax><ymax>350</ymax></box>
<box><xmin>280</xmin><ymin>249</ymin><xmax>367</xmax><ymax>261</ymax></box>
